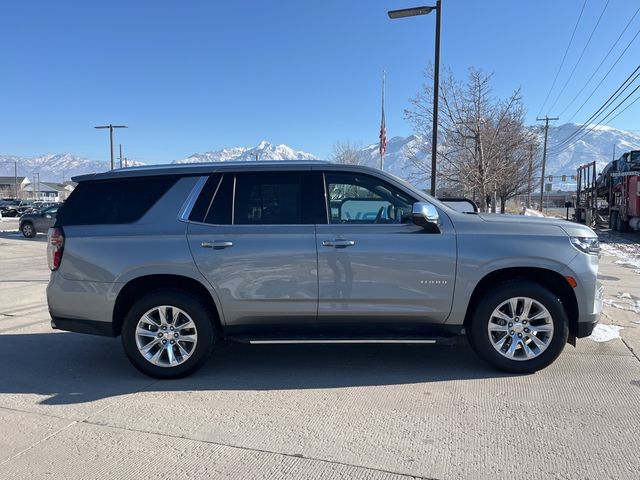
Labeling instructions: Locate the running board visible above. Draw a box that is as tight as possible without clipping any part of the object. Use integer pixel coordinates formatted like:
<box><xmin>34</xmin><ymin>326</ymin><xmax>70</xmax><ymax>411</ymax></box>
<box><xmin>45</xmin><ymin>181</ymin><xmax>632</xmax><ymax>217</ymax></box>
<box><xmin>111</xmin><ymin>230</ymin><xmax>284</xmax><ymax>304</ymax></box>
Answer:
<box><xmin>227</xmin><ymin>336</ymin><xmax>457</xmax><ymax>346</ymax></box>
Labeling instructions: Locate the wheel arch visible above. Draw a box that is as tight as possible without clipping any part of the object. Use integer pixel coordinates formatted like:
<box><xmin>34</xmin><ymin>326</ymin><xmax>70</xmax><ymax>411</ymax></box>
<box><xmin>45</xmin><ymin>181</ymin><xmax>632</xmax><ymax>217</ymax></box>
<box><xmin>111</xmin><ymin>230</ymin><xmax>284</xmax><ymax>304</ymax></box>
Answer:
<box><xmin>463</xmin><ymin>267</ymin><xmax>579</xmax><ymax>338</ymax></box>
<box><xmin>112</xmin><ymin>274</ymin><xmax>223</xmax><ymax>337</ymax></box>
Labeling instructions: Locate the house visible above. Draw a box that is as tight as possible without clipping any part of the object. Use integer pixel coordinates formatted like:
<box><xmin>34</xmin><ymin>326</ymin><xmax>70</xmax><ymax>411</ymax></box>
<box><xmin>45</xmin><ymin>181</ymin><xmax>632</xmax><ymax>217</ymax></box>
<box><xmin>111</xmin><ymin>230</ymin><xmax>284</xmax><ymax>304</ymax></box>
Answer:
<box><xmin>22</xmin><ymin>182</ymin><xmax>68</xmax><ymax>202</ymax></box>
<box><xmin>61</xmin><ymin>181</ymin><xmax>77</xmax><ymax>201</ymax></box>
<box><xmin>0</xmin><ymin>176</ymin><xmax>30</xmax><ymax>198</ymax></box>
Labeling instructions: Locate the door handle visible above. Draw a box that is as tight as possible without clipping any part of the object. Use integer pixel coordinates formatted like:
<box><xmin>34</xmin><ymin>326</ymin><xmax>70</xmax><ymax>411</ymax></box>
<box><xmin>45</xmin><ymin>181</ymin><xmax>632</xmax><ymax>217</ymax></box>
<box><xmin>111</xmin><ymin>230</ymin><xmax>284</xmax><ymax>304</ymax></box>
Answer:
<box><xmin>322</xmin><ymin>239</ymin><xmax>355</xmax><ymax>248</ymax></box>
<box><xmin>201</xmin><ymin>241</ymin><xmax>233</xmax><ymax>249</ymax></box>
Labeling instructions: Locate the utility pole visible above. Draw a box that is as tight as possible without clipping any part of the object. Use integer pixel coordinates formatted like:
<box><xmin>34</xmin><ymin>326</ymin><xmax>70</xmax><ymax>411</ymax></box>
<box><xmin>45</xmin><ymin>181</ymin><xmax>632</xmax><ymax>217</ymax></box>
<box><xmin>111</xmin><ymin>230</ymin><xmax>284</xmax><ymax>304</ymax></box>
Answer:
<box><xmin>119</xmin><ymin>144</ymin><xmax>123</xmax><ymax>169</ymax></box>
<box><xmin>612</xmin><ymin>144</ymin><xmax>616</xmax><ymax>161</ymax></box>
<box><xmin>527</xmin><ymin>143</ymin><xmax>534</xmax><ymax>209</ymax></box>
<box><xmin>124</xmin><ymin>157</ymin><xmax>128</xmax><ymax>168</ymax></box>
<box><xmin>95</xmin><ymin>124</ymin><xmax>128</xmax><ymax>170</ymax></box>
<box><xmin>14</xmin><ymin>161</ymin><xmax>18</xmax><ymax>200</ymax></box>
<box><xmin>536</xmin><ymin>116</ymin><xmax>558</xmax><ymax>212</ymax></box>
<box><xmin>32</xmin><ymin>171</ymin><xmax>40</xmax><ymax>201</ymax></box>
<box><xmin>379</xmin><ymin>70</ymin><xmax>386</xmax><ymax>171</ymax></box>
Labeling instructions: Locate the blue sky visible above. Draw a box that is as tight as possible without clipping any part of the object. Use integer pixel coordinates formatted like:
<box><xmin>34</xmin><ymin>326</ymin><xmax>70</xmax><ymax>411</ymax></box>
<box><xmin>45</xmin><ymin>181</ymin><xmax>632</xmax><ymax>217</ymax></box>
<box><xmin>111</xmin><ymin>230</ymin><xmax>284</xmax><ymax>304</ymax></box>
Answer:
<box><xmin>1</xmin><ymin>0</ymin><xmax>639</xmax><ymax>163</ymax></box>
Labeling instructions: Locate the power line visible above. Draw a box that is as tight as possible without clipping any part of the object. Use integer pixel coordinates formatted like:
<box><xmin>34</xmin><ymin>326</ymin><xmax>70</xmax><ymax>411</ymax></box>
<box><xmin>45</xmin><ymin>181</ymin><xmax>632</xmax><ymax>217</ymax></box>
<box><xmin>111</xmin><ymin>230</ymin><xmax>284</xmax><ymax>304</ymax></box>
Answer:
<box><xmin>549</xmin><ymin>90</ymin><xmax>640</xmax><ymax>155</ymax></box>
<box><xmin>562</xmin><ymin>82</ymin><xmax>640</xmax><ymax>149</ymax></box>
<box><xmin>558</xmin><ymin>5</ymin><xmax>640</xmax><ymax>117</ymax></box>
<box><xmin>564</xmin><ymin>27</ymin><xmax>640</xmax><ymax>124</ymax></box>
<box><xmin>548</xmin><ymin>65</ymin><xmax>640</xmax><ymax>152</ymax></box>
<box><xmin>537</xmin><ymin>0</ymin><xmax>587</xmax><ymax>117</ymax></box>
<box><xmin>547</xmin><ymin>0</ymin><xmax>611</xmax><ymax>114</ymax></box>
<box><xmin>606</xmin><ymin>92</ymin><xmax>640</xmax><ymax>123</ymax></box>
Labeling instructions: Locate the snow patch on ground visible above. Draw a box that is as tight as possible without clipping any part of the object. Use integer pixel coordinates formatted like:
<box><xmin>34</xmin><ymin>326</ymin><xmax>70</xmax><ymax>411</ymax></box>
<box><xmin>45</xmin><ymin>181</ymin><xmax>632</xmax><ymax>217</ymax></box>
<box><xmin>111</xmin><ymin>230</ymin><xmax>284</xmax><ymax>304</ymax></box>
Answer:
<box><xmin>600</xmin><ymin>241</ymin><xmax>640</xmax><ymax>272</ymax></box>
<box><xmin>589</xmin><ymin>324</ymin><xmax>623</xmax><ymax>342</ymax></box>
<box><xmin>603</xmin><ymin>298</ymin><xmax>640</xmax><ymax>314</ymax></box>
<box><xmin>523</xmin><ymin>209</ymin><xmax>544</xmax><ymax>217</ymax></box>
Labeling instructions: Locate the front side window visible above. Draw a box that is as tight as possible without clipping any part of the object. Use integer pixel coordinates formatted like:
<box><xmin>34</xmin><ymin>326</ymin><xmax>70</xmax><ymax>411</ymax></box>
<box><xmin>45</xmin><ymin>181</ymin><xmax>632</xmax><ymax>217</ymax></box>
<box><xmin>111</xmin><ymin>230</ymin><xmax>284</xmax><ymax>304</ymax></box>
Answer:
<box><xmin>324</xmin><ymin>172</ymin><xmax>415</xmax><ymax>224</ymax></box>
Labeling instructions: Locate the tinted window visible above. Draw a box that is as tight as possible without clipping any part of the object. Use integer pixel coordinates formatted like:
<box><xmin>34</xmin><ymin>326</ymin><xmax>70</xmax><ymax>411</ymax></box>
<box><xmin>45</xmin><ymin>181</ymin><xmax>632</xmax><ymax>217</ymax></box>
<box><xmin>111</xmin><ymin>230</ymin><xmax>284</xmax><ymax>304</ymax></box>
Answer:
<box><xmin>234</xmin><ymin>172</ymin><xmax>308</xmax><ymax>225</ymax></box>
<box><xmin>324</xmin><ymin>172</ymin><xmax>414</xmax><ymax>224</ymax></box>
<box><xmin>203</xmin><ymin>174</ymin><xmax>233</xmax><ymax>225</ymax></box>
<box><xmin>56</xmin><ymin>176</ymin><xmax>177</xmax><ymax>225</ymax></box>
<box><xmin>189</xmin><ymin>174</ymin><xmax>222</xmax><ymax>222</ymax></box>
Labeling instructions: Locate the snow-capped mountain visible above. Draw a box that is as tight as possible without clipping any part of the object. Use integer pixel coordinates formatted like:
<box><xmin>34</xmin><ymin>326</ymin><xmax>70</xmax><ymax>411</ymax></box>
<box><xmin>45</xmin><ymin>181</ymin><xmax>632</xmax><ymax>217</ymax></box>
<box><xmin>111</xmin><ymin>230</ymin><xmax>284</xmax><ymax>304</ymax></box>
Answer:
<box><xmin>1</xmin><ymin>124</ymin><xmax>637</xmax><ymax>186</ymax></box>
<box><xmin>0</xmin><ymin>153</ymin><xmax>143</xmax><ymax>182</ymax></box>
<box><xmin>543</xmin><ymin>123</ymin><xmax>640</xmax><ymax>176</ymax></box>
<box><xmin>175</xmin><ymin>141</ymin><xmax>318</xmax><ymax>164</ymax></box>
<box><xmin>352</xmin><ymin>123</ymin><xmax>640</xmax><ymax>189</ymax></box>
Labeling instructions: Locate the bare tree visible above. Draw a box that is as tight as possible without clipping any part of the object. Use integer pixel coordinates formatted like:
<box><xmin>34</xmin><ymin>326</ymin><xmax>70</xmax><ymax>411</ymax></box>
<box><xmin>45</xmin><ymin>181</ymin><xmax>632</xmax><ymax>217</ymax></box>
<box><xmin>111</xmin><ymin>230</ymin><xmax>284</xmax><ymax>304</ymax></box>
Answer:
<box><xmin>330</xmin><ymin>140</ymin><xmax>366</xmax><ymax>165</ymax></box>
<box><xmin>405</xmin><ymin>66</ymin><xmax>537</xmax><ymax>212</ymax></box>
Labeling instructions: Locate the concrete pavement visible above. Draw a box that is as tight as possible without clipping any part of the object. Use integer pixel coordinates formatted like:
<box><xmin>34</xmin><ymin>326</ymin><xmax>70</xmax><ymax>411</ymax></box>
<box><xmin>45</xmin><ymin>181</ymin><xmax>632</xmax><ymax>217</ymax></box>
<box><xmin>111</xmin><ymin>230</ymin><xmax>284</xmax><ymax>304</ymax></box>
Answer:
<box><xmin>0</xmin><ymin>230</ymin><xmax>639</xmax><ymax>479</ymax></box>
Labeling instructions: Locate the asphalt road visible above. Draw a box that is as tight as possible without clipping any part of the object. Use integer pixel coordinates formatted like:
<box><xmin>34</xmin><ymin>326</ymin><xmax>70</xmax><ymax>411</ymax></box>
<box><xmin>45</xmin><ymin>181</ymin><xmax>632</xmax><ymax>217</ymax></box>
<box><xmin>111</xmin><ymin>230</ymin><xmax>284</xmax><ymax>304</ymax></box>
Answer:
<box><xmin>0</xmin><ymin>225</ymin><xmax>639</xmax><ymax>480</ymax></box>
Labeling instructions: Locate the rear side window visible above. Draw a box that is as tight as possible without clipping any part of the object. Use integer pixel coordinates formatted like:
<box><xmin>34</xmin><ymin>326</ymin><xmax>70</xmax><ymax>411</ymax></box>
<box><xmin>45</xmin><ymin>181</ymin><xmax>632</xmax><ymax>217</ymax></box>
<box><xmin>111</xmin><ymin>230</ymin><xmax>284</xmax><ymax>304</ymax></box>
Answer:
<box><xmin>56</xmin><ymin>176</ymin><xmax>177</xmax><ymax>225</ymax></box>
<box><xmin>190</xmin><ymin>171</ymin><xmax>318</xmax><ymax>225</ymax></box>
<box><xmin>234</xmin><ymin>172</ymin><xmax>308</xmax><ymax>225</ymax></box>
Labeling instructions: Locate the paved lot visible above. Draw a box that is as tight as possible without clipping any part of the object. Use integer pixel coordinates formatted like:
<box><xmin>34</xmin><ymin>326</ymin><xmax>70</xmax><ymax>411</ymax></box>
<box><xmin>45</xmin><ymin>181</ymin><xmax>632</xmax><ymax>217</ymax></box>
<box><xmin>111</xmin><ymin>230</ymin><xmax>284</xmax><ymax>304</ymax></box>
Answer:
<box><xmin>0</xmin><ymin>225</ymin><xmax>639</xmax><ymax>479</ymax></box>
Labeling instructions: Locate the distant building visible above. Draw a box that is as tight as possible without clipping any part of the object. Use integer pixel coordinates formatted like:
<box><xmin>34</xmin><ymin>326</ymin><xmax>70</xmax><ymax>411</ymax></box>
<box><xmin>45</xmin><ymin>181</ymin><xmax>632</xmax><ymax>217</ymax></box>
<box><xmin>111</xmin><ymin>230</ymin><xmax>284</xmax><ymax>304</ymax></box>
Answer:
<box><xmin>22</xmin><ymin>182</ymin><xmax>69</xmax><ymax>202</ymax></box>
<box><xmin>0</xmin><ymin>176</ymin><xmax>30</xmax><ymax>198</ymax></box>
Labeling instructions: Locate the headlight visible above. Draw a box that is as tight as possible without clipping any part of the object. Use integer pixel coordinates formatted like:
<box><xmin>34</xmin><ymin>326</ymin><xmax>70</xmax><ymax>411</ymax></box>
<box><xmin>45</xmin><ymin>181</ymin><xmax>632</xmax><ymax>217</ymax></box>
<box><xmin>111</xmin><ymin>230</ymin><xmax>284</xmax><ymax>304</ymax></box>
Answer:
<box><xmin>570</xmin><ymin>237</ymin><xmax>600</xmax><ymax>255</ymax></box>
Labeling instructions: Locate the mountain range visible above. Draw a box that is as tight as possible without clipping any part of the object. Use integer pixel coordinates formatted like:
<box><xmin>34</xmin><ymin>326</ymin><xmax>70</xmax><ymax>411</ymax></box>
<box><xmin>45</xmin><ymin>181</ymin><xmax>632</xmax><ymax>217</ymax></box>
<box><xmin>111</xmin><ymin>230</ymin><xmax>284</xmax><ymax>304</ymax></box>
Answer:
<box><xmin>1</xmin><ymin>123</ymin><xmax>639</xmax><ymax>188</ymax></box>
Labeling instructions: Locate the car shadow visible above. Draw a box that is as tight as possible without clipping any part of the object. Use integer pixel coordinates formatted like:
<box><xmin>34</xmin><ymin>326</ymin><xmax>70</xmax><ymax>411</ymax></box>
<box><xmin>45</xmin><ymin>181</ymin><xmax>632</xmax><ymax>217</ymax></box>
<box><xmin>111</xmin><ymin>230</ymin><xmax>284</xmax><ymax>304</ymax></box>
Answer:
<box><xmin>0</xmin><ymin>332</ymin><xmax>514</xmax><ymax>406</ymax></box>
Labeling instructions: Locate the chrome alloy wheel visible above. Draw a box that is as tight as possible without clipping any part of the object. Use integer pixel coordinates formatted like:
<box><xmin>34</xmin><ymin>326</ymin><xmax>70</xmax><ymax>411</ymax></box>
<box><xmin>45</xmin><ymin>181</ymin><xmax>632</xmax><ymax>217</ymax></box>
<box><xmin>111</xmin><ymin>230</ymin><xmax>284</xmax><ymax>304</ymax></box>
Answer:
<box><xmin>135</xmin><ymin>305</ymin><xmax>198</xmax><ymax>368</ymax></box>
<box><xmin>487</xmin><ymin>297</ymin><xmax>554</xmax><ymax>361</ymax></box>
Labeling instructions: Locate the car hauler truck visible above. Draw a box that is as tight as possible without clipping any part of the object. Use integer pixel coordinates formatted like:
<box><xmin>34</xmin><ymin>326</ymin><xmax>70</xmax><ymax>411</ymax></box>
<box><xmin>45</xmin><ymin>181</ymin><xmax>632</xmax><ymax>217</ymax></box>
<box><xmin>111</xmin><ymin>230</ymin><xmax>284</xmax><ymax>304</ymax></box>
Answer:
<box><xmin>576</xmin><ymin>151</ymin><xmax>640</xmax><ymax>232</ymax></box>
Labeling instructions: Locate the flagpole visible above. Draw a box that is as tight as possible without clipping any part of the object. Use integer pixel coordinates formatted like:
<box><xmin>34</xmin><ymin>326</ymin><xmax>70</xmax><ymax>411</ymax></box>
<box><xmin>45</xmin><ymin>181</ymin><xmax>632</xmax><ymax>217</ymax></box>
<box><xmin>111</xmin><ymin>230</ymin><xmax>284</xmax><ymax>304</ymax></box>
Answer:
<box><xmin>380</xmin><ymin>70</ymin><xmax>386</xmax><ymax>170</ymax></box>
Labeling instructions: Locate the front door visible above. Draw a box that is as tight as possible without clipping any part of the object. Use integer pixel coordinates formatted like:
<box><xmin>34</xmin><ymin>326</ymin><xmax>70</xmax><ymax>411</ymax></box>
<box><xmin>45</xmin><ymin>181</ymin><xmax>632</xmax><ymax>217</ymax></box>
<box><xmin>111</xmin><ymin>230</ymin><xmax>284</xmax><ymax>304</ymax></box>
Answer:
<box><xmin>316</xmin><ymin>170</ymin><xmax>457</xmax><ymax>329</ymax></box>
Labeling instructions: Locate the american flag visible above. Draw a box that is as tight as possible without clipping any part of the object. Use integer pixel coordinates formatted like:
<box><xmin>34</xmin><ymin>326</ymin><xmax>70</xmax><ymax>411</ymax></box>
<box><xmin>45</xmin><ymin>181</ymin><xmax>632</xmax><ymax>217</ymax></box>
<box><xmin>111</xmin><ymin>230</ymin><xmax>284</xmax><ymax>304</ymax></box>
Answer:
<box><xmin>379</xmin><ymin>103</ymin><xmax>387</xmax><ymax>158</ymax></box>
<box><xmin>379</xmin><ymin>71</ymin><xmax>387</xmax><ymax>161</ymax></box>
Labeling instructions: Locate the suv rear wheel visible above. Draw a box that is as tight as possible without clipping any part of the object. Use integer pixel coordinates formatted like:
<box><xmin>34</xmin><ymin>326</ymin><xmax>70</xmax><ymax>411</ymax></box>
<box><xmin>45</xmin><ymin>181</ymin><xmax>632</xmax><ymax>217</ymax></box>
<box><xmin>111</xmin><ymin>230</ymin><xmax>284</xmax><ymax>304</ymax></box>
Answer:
<box><xmin>21</xmin><ymin>222</ymin><xmax>36</xmax><ymax>238</ymax></box>
<box><xmin>467</xmin><ymin>281</ymin><xmax>569</xmax><ymax>373</ymax></box>
<box><xmin>121</xmin><ymin>290</ymin><xmax>216</xmax><ymax>378</ymax></box>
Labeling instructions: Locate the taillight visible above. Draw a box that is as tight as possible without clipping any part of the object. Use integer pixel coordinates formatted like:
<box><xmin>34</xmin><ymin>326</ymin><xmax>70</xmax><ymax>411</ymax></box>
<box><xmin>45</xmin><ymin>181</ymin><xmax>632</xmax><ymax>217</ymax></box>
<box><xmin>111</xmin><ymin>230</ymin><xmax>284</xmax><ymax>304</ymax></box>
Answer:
<box><xmin>47</xmin><ymin>227</ymin><xmax>65</xmax><ymax>271</ymax></box>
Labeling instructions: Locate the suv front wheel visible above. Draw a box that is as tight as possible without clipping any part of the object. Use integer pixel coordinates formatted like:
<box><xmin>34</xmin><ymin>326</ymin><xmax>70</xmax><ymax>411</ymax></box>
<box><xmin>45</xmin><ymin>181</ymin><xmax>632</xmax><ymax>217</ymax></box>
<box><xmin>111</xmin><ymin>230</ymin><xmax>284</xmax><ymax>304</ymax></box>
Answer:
<box><xmin>121</xmin><ymin>290</ymin><xmax>216</xmax><ymax>379</ymax></box>
<box><xmin>467</xmin><ymin>281</ymin><xmax>569</xmax><ymax>373</ymax></box>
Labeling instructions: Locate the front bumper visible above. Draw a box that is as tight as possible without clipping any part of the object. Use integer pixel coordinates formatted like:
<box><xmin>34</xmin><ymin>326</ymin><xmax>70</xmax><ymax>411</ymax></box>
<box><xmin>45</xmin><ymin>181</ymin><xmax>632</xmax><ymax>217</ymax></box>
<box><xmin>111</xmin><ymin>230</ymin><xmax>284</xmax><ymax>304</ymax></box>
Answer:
<box><xmin>575</xmin><ymin>282</ymin><xmax>603</xmax><ymax>338</ymax></box>
<box><xmin>576</xmin><ymin>316</ymin><xmax>599</xmax><ymax>337</ymax></box>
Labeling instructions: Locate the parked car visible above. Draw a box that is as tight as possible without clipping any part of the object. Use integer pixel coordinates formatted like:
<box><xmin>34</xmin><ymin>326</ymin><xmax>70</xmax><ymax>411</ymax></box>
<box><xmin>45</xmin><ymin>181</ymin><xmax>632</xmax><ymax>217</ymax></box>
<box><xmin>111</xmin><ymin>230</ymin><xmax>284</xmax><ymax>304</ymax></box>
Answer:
<box><xmin>0</xmin><ymin>199</ymin><xmax>29</xmax><ymax>217</ymax></box>
<box><xmin>21</xmin><ymin>202</ymin><xmax>60</xmax><ymax>216</ymax></box>
<box><xmin>20</xmin><ymin>205</ymin><xmax>59</xmax><ymax>237</ymax></box>
<box><xmin>47</xmin><ymin>162</ymin><xmax>602</xmax><ymax>378</ymax></box>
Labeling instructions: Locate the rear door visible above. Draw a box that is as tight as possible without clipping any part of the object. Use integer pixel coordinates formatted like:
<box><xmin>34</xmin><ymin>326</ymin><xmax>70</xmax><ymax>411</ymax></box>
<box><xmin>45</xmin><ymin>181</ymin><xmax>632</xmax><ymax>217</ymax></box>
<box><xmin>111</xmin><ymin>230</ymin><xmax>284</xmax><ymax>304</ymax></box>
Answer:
<box><xmin>187</xmin><ymin>170</ymin><xmax>321</xmax><ymax>331</ymax></box>
<box><xmin>316</xmin><ymin>170</ymin><xmax>457</xmax><ymax>328</ymax></box>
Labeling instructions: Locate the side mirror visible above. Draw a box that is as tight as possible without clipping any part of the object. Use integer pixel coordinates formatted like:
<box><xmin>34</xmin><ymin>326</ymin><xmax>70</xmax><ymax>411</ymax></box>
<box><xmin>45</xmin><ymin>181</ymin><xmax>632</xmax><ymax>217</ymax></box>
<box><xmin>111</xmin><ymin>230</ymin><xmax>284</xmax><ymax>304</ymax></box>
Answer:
<box><xmin>412</xmin><ymin>202</ymin><xmax>440</xmax><ymax>230</ymax></box>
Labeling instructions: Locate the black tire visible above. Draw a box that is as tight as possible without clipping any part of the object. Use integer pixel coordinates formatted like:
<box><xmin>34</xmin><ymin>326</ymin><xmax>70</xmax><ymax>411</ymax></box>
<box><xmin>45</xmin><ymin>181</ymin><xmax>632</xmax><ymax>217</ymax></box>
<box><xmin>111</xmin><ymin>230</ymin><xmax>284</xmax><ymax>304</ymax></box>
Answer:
<box><xmin>21</xmin><ymin>222</ymin><xmax>36</xmax><ymax>238</ymax></box>
<box><xmin>467</xmin><ymin>280</ymin><xmax>569</xmax><ymax>374</ymax></box>
<box><xmin>610</xmin><ymin>211</ymin><xmax>619</xmax><ymax>232</ymax></box>
<box><xmin>616</xmin><ymin>212</ymin><xmax>629</xmax><ymax>233</ymax></box>
<box><xmin>121</xmin><ymin>290</ymin><xmax>216</xmax><ymax>379</ymax></box>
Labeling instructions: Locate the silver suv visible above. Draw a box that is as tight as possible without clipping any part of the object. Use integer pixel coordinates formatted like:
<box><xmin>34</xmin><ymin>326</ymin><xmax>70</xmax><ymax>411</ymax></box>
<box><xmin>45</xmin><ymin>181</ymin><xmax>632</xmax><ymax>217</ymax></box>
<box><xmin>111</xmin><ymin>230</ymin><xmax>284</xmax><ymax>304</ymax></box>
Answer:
<box><xmin>46</xmin><ymin>161</ymin><xmax>602</xmax><ymax>378</ymax></box>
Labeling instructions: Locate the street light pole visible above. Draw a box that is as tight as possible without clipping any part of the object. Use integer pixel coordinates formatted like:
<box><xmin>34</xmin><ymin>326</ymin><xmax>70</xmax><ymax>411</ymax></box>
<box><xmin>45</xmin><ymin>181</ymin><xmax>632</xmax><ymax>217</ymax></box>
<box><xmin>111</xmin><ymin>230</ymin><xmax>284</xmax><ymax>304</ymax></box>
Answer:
<box><xmin>431</xmin><ymin>0</ymin><xmax>441</xmax><ymax>197</ymax></box>
<box><xmin>388</xmin><ymin>2</ymin><xmax>442</xmax><ymax>196</ymax></box>
<box><xmin>95</xmin><ymin>124</ymin><xmax>128</xmax><ymax>170</ymax></box>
